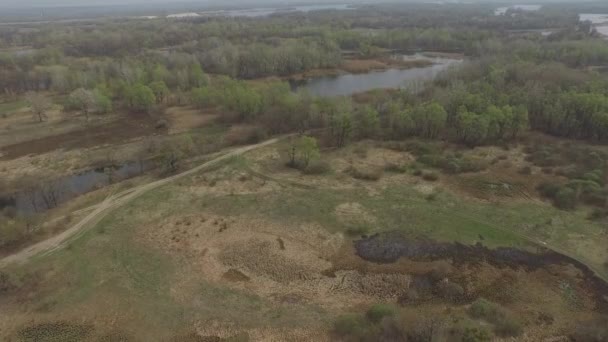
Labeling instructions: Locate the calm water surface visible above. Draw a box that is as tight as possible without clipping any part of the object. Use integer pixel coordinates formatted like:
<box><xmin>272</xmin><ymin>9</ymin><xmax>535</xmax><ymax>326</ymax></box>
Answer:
<box><xmin>293</xmin><ymin>54</ymin><xmax>462</xmax><ymax>97</ymax></box>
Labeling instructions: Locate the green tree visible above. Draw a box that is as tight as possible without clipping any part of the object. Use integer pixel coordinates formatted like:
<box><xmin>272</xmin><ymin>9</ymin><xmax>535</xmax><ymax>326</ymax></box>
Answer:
<box><xmin>297</xmin><ymin>135</ymin><xmax>320</xmax><ymax>168</ymax></box>
<box><xmin>355</xmin><ymin>105</ymin><xmax>380</xmax><ymax>139</ymax></box>
<box><xmin>413</xmin><ymin>101</ymin><xmax>448</xmax><ymax>139</ymax></box>
<box><xmin>149</xmin><ymin>81</ymin><xmax>170</xmax><ymax>104</ymax></box>
<box><xmin>126</xmin><ymin>83</ymin><xmax>156</xmax><ymax>113</ymax></box>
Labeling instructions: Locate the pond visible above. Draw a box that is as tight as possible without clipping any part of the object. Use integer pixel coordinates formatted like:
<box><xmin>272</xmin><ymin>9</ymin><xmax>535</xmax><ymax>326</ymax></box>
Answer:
<box><xmin>291</xmin><ymin>54</ymin><xmax>462</xmax><ymax>97</ymax></box>
<box><xmin>0</xmin><ymin>160</ymin><xmax>153</xmax><ymax>215</ymax></box>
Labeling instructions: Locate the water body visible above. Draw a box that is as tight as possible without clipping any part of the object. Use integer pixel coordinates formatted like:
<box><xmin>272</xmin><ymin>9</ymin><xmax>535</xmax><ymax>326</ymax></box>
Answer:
<box><xmin>197</xmin><ymin>4</ymin><xmax>353</xmax><ymax>18</ymax></box>
<box><xmin>495</xmin><ymin>4</ymin><xmax>541</xmax><ymax>16</ymax></box>
<box><xmin>293</xmin><ymin>54</ymin><xmax>462</xmax><ymax>97</ymax></box>
<box><xmin>0</xmin><ymin>161</ymin><xmax>152</xmax><ymax>215</ymax></box>
<box><xmin>579</xmin><ymin>14</ymin><xmax>608</xmax><ymax>38</ymax></box>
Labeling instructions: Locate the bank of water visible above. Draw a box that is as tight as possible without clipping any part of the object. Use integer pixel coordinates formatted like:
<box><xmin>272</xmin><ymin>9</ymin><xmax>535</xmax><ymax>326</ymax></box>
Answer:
<box><xmin>291</xmin><ymin>53</ymin><xmax>462</xmax><ymax>97</ymax></box>
<box><xmin>0</xmin><ymin>161</ymin><xmax>153</xmax><ymax>215</ymax></box>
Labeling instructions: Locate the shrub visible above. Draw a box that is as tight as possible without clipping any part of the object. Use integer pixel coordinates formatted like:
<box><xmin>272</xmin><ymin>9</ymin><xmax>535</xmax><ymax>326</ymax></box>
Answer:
<box><xmin>412</xmin><ymin>169</ymin><xmax>424</xmax><ymax>177</ymax></box>
<box><xmin>302</xmin><ymin>160</ymin><xmax>331</xmax><ymax>175</ymax></box>
<box><xmin>333</xmin><ymin>314</ymin><xmax>370</xmax><ymax>337</ymax></box>
<box><xmin>554</xmin><ymin>187</ymin><xmax>578</xmax><ymax>210</ymax></box>
<box><xmin>346</xmin><ymin>225</ymin><xmax>370</xmax><ymax>237</ymax></box>
<box><xmin>468</xmin><ymin>298</ymin><xmax>522</xmax><ymax>338</ymax></box>
<box><xmin>437</xmin><ymin>281</ymin><xmax>465</xmax><ymax>303</ymax></box>
<box><xmin>366</xmin><ymin>304</ymin><xmax>397</xmax><ymax>323</ymax></box>
<box><xmin>347</xmin><ymin>166</ymin><xmax>383</xmax><ymax>181</ymax></box>
<box><xmin>423</xmin><ymin>172</ymin><xmax>439</xmax><ymax>182</ymax></box>
<box><xmin>462</xmin><ymin>327</ymin><xmax>492</xmax><ymax>342</ymax></box>
<box><xmin>468</xmin><ymin>298</ymin><xmax>501</xmax><ymax>322</ymax></box>
<box><xmin>537</xmin><ymin>182</ymin><xmax>561</xmax><ymax>198</ymax></box>
<box><xmin>494</xmin><ymin>317</ymin><xmax>523</xmax><ymax>337</ymax></box>
<box><xmin>519</xmin><ymin>166</ymin><xmax>532</xmax><ymax>175</ymax></box>
<box><xmin>384</xmin><ymin>162</ymin><xmax>407</xmax><ymax>173</ymax></box>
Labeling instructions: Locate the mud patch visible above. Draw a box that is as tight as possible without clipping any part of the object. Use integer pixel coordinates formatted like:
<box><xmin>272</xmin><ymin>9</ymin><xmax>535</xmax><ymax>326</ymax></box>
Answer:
<box><xmin>0</xmin><ymin>114</ymin><xmax>164</xmax><ymax>160</ymax></box>
<box><xmin>355</xmin><ymin>232</ymin><xmax>608</xmax><ymax>311</ymax></box>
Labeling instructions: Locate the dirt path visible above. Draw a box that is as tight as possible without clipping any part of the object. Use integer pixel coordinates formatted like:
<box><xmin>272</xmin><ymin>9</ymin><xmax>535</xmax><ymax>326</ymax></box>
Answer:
<box><xmin>0</xmin><ymin>138</ymin><xmax>281</xmax><ymax>268</ymax></box>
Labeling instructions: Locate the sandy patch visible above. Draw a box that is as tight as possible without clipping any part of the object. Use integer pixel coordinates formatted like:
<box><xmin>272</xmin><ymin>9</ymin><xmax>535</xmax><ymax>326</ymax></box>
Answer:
<box><xmin>334</xmin><ymin>202</ymin><xmax>377</xmax><ymax>226</ymax></box>
<box><xmin>140</xmin><ymin>214</ymin><xmax>417</xmax><ymax>308</ymax></box>
<box><xmin>166</xmin><ymin>107</ymin><xmax>217</xmax><ymax>134</ymax></box>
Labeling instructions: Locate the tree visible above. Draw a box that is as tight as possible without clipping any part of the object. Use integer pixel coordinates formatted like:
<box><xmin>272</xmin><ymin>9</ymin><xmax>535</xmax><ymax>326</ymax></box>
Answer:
<box><xmin>149</xmin><ymin>81</ymin><xmax>170</xmax><ymax>104</ymax></box>
<box><xmin>413</xmin><ymin>102</ymin><xmax>448</xmax><ymax>139</ymax></box>
<box><xmin>125</xmin><ymin>83</ymin><xmax>156</xmax><ymax>113</ymax></box>
<box><xmin>67</xmin><ymin>88</ymin><xmax>96</xmax><ymax>120</ymax></box>
<box><xmin>26</xmin><ymin>92</ymin><xmax>52</xmax><ymax>122</ymax></box>
<box><xmin>189</xmin><ymin>63</ymin><xmax>208</xmax><ymax>89</ymax></box>
<box><xmin>297</xmin><ymin>136</ymin><xmax>320</xmax><ymax>168</ymax></box>
<box><xmin>355</xmin><ymin>105</ymin><xmax>380</xmax><ymax>139</ymax></box>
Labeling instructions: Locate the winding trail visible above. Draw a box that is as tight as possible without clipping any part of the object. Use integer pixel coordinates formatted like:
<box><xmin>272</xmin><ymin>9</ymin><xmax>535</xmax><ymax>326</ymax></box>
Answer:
<box><xmin>0</xmin><ymin>138</ymin><xmax>281</xmax><ymax>268</ymax></box>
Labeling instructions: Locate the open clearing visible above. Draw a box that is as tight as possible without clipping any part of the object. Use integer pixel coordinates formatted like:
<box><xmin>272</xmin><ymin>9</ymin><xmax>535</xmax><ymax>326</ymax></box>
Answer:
<box><xmin>1</xmin><ymin>139</ymin><xmax>607</xmax><ymax>340</ymax></box>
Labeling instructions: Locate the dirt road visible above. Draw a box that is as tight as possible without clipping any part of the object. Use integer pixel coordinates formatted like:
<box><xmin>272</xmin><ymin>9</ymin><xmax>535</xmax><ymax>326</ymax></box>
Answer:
<box><xmin>0</xmin><ymin>138</ymin><xmax>281</xmax><ymax>268</ymax></box>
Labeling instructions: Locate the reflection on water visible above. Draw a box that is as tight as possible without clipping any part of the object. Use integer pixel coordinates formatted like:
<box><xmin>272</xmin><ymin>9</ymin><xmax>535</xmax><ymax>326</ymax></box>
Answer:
<box><xmin>293</xmin><ymin>54</ymin><xmax>462</xmax><ymax>97</ymax></box>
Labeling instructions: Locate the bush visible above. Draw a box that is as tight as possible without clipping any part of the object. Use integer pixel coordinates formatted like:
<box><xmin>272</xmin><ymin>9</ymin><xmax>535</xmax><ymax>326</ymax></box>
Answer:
<box><xmin>461</xmin><ymin>326</ymin><xmax>492</xmax><ymax>342</ymax></box>
<box><xmin>494</xmin><ymin>317</ymin><xmax>523</xmax><ymax>337</ymax></box>
<box><xmin>468</xmin><ymin>298</ymin><xmax>502</xmax><ymax>322</ymax></box>
<box><xmin>423</xmin><ymin>172</ymin><xmax>439</xmax><ymax>182</ymax></box>
<box><xmin>302</xmin><ymin>160</ymin><xmax>331</xmax><ymax>175</ymax></box>
<box><xmin>537</xmin><ymin>182</ymin><xmax>561</xmax><ymax>198</ymax></box>
<box><xmin>366</xmin><ymin>304</ymin><xmax>397</xmax><ymax>323</ymax></box>
<box><xmin>333</xmin><ymin>314</ymin><xmax>370</xmax><ymax>337</ymax></box>
<box><xmin>347</xmin><ymin>166</ymin><xmax>383</xmax><ymax>181</ymax></box>
<box><xmin>554</xmin><ymin>187</ymin><xmax>578</xmax><ymax>210</ymax></box>
<box><xmin>519</xmin><ymin>166</ymin><xmax>532</xmax><ymax>175</ymax></box>
<box><xmin>384</xmin><ymin>162</ymin><xmax>407</xmax><ymax>173</ymax></box>
<box><xmin>468</xmin><ymin>298</ymin><xmax>522</xmax><ymax>338</ymax></box>
<box><xmin>346</xmin><ymin>225</ymin><xmax>370</xmax><ymax>237</ymax></box>
<box><xmin>437</xmin><ymin>281</ymin><xmax>465</xmax><ymax>303</ymax></box>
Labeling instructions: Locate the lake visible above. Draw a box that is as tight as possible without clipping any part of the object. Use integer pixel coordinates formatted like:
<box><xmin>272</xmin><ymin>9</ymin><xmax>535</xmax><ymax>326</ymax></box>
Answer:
<box><xmin>579</xmin><ymin>14</ymin><xmax>608</xmax><ymax>38</ymax></box>
<box><xmin>292</xmin><ymin>54</ymin><xmax>462</xmax><ymax>97</ymax></box>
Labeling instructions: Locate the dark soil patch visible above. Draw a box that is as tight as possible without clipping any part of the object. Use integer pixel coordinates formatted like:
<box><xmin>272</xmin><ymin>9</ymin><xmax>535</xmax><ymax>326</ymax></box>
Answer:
<box><xmin>355</xmin><ymin>232</ymin><xmax>608</xmax><ymax>311</ymax></box>
<box><xmin>222</xmin><ymin>269</ymin><xmax>251</xmax><ymax>282</ymax></box>
<box><xmin>1</xmin><ymin>114</ymin><xmax>165</xmax><ymax>160</ymax></box>
<box><xmin>18</xmin><ymin>321</ymin><xmax>93</xmax><ymax>342</ymax></box>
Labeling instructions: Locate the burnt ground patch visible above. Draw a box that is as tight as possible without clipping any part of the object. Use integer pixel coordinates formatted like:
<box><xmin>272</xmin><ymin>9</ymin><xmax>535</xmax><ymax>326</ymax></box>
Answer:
<box><xmin>0</xmin><ymin>113</ymin><xmax>165</xmax><ymax>160</ymax></box>
<box><xmin>355</xmin><ymin>232</ymin><xmax>608</xmax><ymax>311</ymax></box>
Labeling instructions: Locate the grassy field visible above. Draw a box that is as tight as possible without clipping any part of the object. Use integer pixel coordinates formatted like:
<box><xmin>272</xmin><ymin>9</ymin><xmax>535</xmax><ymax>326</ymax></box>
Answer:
<box><xmin>2</xmin><ymin>140</ymin><xmax>608</xmax><ymax>340</ymax></box>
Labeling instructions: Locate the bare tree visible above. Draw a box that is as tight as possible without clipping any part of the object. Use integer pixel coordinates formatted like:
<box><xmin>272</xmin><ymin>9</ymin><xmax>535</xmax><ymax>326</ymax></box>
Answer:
<box><xmin>25</xmin><ymin>92</ymin><xmax>52</xmax><ymax>122</ymax></box>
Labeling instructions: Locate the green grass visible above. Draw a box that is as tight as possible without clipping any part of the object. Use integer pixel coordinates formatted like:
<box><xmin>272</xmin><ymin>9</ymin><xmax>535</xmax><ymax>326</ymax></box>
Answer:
<box><xmin>7</xmin><ymin>150</ymin><xmax>608</xmax><ymax>338</ymax></box>
<box><xmin>0</xmin><ymin>100</ymin><xmax>26</xmax><ymax>116</ymax></box>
